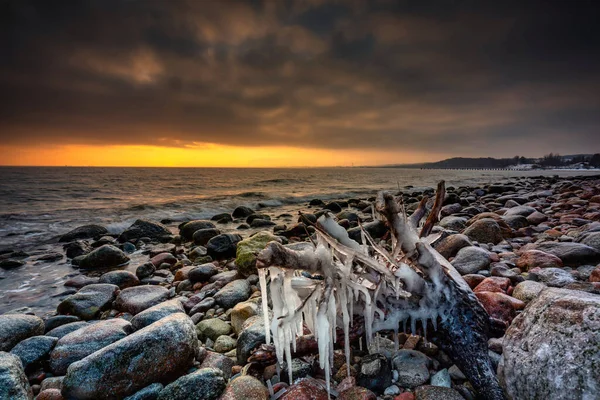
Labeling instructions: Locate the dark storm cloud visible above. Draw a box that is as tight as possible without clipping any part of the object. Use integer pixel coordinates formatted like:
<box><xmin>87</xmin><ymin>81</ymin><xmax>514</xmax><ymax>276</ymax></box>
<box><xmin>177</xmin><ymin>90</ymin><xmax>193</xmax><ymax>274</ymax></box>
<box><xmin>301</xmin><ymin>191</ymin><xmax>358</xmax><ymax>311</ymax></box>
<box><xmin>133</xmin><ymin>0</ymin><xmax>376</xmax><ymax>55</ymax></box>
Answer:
<box><xmin>1</xmin><ymin>0</ymin><xmax>599</xmax><ymax>156</ymax></box>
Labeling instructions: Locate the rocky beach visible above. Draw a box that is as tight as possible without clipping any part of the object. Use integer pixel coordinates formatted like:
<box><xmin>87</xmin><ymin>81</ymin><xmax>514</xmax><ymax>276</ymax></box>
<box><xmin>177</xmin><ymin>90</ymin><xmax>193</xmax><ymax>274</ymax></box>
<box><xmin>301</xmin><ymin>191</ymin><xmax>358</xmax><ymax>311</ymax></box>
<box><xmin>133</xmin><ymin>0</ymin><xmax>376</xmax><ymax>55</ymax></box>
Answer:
<box><xmin>1</xmin><ymin>173</ymin><xmax>600</xmax><ymax>400</ymax></box>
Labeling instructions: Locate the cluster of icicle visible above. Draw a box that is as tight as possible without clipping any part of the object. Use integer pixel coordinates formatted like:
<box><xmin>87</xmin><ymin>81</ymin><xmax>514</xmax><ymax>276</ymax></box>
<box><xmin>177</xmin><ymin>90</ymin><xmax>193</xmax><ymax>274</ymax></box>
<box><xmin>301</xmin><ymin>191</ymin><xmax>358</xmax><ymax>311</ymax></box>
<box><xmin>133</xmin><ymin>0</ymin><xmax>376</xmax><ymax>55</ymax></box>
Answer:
<box><xmin>257</xmin><ymin>213</ymin><xmax>457</xmax><ymax>398</ymax></box>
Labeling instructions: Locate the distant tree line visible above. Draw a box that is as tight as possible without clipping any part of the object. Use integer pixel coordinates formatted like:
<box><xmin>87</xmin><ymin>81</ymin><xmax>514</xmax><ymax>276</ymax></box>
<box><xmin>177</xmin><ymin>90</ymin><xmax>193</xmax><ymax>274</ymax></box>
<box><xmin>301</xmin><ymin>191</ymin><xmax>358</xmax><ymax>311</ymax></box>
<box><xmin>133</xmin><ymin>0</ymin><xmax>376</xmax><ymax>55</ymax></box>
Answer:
<box><xmin>403</xmin><ymin>153</ymin><xmax>600</xmax><ymax>169</ymax></box>
<box><xmin>539</xmin><ymin>153</ymin><xmax>600</xmax><ymax>167</ymax></box>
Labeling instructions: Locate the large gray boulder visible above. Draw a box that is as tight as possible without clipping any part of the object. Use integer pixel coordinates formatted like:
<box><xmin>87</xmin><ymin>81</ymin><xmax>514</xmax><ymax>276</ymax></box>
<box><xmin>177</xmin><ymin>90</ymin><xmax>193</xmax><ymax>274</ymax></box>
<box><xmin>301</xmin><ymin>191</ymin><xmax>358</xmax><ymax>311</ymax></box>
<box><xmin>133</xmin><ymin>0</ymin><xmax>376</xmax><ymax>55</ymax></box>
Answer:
<box><xmin>78</xmin><ymin>245</ymin><xmax>130</xmax><ymax>270</ymax></box>
<box><xmin>0</xmin><ymin>352</ymin><xmax>33</xmax><ymax>399</ymax></box>
<box><xmin>451</xmin><ymin>246</ymin><xmax>491</xmax><ymax>275</ymax></box>
<box><xmin>463</xmin><ymin>219</ymin><xmax>503</xmax><ymax>245</ymax></box>
<box><xmin>50</xmin><ymin>319</ymin><xmax>132</xmax><ymax>375</ymax></box>
<box><xmin>213</xmin><ymin>279</ymin><xmax>251</xmax><ymax>309</ymax></box>
<box><xmin>57</xmin><ymin>283</ymin><xmax>120</xmax><ymax>320</ymax></box>
<box><xmin>498</xmin><ymin>288</ymin><xmax>600</xmax><ymax>400</ymax></box>
<box><xmin>0</xmin><ymin>314</ymin><xmax>45</xmax><ymax>352</ymax></box>
<box><xmin>62</xmin><ymin>313</ymin><xmax>198</xmax><ymax>399</ymax></box>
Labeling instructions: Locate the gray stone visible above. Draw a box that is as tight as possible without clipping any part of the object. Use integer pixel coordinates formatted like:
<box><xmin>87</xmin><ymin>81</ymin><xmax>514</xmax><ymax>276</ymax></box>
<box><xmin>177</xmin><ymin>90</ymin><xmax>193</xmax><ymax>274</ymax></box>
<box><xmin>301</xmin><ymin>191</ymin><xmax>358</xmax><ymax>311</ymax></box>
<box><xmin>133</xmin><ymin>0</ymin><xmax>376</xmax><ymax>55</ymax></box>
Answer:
<box><xmin>430</xmin><ymin>368</ymin><xmax>451</xmax><ymax>388</ymax></box>
<box><xmin>124</xmin><ymin>383</ymin><xmax>163</xmax><ymax>400</ymax></box>
<box><xmin>157</xmin><ymin>367</ymin><xmax>226</xmax><ymax>400</ymax></box>
<box><xmin>580</xmin><ymin>232</ymin><xmax>600</xmax><ymax>252</ymax></box>
<box><xmin>46</xmin><ymin>321</ymin><xmax>89</xmax><ymax>339</ymax></box>
<box><xmin>114</xmin><ymin>285</ymin><xmax>170</xmax><ymax>315</ymax></box>
<box><xmin>10</xmin><ymin>336</ymin><xmax>57</xmax><ymax>369</ymax></box>
<box><xmin>78</xmin><ymin>244</ymin><xmax>130</xmax><ymax>270</ymax></box>
<box><xmin>512</xmin><ymin>281</ymin><xmax>547</xmax><ymax>303</ymax></box>
<box><xmin>236</xmin><ymin>317</ymin><xmax>265</xmax><ymax>365</ymax></box>
<box><xmin>0</xmin><ymin>351</ymin><xmax>33</xmax><ymax>400</ymax></box>
<box><xmin>433</xmin><ymin>234</ymin><xmax>472</xmax><ymax>259</ymax></box>
<box><xmin>523</xmin><ymin>241</ymin><xmax>600</xmax><ymax>266</ymax></box>
<box><xmin>213</xmin><ymin>335</ymin><xmax>236</xmax><ymax>353</ymax></box>
<box><xmin>463</xmin><ymin>219</ymin><xmax>503</xmax><ymax>245</ymax></box>
<box><xmin>530</xmin><ymin>268</ymin><xmax>575</xmax><ymax>287</ymax></box>
<box><xmin>119</xmin><ymin>219</ymin><xmax>171</xmax><ymax>242</ymax></box>
<box><xmin>498</xmin><ymin>288</ymin><xmax>600</xmax><ymax>400</ymax></box>
<box><xmin>129</xmin><ymin>299</ymin><xmax>185</xmax><ymax>331</ymax></box>
<box><xmin>62</xmin><ymin>313</ymin><xmax>198</xmax><ymax>399</ymax></box>
<box><xmin>44</xmin><ymin>315</ymin><xmax>80</xmax><ymax>333</ymax></box>
<box><xmin>415</xmin><ymin>386</ymin><xmax>464</xmax><ymax>400</ymax></box>
<box><xmin>504</xmin><ymin>205</ymin><xmax>537</xmax><ymax>217</ymax></box>
<box><xmin>99</xmin><ymin>270</ymin><xmax>140</xmax><ymax>289</ymax></box>
<box><xmin>57</xmin><ymin>283</ymin><xmax>120</xmax><ymax>320</ymax></box>
<box><xmin>136</xmin><ymin>262</ymin><xmax>156</xmax><ymax>280</ymax></box>
<box><xmin>199</xmin><ymin>351</ymin><xmax>234</xmax><ymax>380</ymax></box>
<box><xmin>392</xmin><ymin>350</ymin><xmax>431</xmax><ymax>389</ymax></box>
<box><xmin>196</xmin><ymin>318</ymin><xmax>232</xmax><ymax>341</ymax></box>
<box><xmin>192</xmin><ymin>228</ymin><xmax>221</xmax><ymax>246</ymax></box>
<box><xmin>188</xmin><ymin>263</ymin><xmax>219</xmax><ymax>283</ymax></box>
<box><xmin>357</xmin><ymin>353</ymin><xmax>392</xmax><ymax>394</ymax></box>
<box><xmin>451</xmin><ymin>246</ymin><xmax>491</xmax><ymax>275</ymax></box>
<box><xmin>60</xmin><ymin>225</ymin><xmax>108</xmax><ymax>242</ymax></box>
<box><xmin>206</xmin><ymin>234</ymin><xmax>242</xmax><ymax>259</ymax></box>
<box><xmin>213</xmin><ymin>279</ymin><xmax>251</xmax><ymax>309</ymax></box>
<box><xmin>0</xmin><ymin>314</ymin><xmax>45</xmax><ymax>351</ymax></box>
<box><xmin>50</xmin><ymin>319</ymin><xmax>131</xmax><ymax>375</ymax></box>
<box><xmin>179</xmin><ymin>220</ymin><xmax>216</xmax><ymax>241</ymax></box>
<box><xmin>439</xmin><ymin>216</ymin><xmax>467</xmax><ymax>231</ymax></box>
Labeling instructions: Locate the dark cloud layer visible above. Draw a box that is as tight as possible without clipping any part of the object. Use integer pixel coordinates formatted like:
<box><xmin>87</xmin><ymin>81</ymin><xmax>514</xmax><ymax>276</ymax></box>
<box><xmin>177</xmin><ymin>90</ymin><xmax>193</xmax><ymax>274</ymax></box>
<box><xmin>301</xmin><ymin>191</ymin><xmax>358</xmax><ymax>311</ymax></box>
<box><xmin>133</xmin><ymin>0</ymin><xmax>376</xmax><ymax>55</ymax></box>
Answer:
<box><xmin>1</xmin><ymin>0</ymin><xmax>599</xmax><ymax>156</ymax></box>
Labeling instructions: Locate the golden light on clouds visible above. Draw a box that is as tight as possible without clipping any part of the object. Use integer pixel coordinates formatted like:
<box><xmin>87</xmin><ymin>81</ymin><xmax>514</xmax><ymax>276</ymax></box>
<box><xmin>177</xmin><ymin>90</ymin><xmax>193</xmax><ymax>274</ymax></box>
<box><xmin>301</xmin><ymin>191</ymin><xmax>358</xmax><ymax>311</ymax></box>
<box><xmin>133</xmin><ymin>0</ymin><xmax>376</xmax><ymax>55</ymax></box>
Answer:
<box><xmin>0</xmin><ymin>144</ymin><xmax>442</xmax><ymax>168</ymax></box>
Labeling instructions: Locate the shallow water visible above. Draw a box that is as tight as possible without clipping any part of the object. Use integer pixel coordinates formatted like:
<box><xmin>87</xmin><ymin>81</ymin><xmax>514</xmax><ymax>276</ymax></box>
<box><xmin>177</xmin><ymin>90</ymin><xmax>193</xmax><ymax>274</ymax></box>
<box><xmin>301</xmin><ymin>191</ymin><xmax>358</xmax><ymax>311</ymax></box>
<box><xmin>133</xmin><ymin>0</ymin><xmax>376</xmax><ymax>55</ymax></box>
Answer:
<box><xmin>0</xmin><ymin>167</ymin><xmax>597</xmax><ymax>316</ymax></box>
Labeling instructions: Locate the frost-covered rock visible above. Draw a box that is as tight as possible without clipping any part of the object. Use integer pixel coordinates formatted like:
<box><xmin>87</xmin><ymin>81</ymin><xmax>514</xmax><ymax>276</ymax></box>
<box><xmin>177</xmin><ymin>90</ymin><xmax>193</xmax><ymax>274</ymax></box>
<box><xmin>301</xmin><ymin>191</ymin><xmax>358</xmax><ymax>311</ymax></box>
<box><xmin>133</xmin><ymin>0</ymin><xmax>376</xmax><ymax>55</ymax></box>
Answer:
<box><xmin>499</xmin><ymin>288</ymin><xmax>600</xmax><ymax>400</ymax></box>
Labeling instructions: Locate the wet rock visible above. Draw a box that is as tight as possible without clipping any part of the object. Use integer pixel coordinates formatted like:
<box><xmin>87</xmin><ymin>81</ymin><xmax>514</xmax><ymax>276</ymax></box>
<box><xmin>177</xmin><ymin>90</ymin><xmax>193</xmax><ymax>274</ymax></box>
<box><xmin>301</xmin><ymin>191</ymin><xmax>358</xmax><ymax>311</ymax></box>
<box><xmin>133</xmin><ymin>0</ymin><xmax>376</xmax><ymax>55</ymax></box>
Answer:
<box><xmin>233</xmin><ymin>206</ymin><xmax>255</xmax><ymax>218</ymax></box>
<box><xmin>338</xmin><ymin>386</ymin><xmax>377</xmax><ymax>400</ymax></box>
<box><xmin>129</xmin><ymin>299</ymin><xmax>184</xmax><ymax>331</ymax></box>
<box><xmin>433</xmin><ymin>234</ymin><xmax>472</xmax><ymax>259</ymax></box>
<box><xmin>45</xmin><ymin>322</ymin><xmax>89</xmax><ymax>339</ymax></box>
<box><xmin>58</xmin><ymin>283</ymin><xmax>120</xmax><ymax>320</ymax></box>
<box><xmin>219</xmin><ymin>375</ymin><xmax>269</xmax><ymax>400</ymax></box>
<box><xmin>0</xmin><ymin>259</ymin><xmax>26</xmax><ymax>269</ymax></box>
<box><xmin>579</xmin><ymin>231</ymin><xmax>600</xmax><ymax>252</ymax></box>
<box><xmin>414</xmin><ymin>386</ymin><xmax>464</xmax><ymax>400</ymax></box>
<box><xmin>188</xmin><ymin>263</ymin><xmax>219</xmax><ymax>283</ymax></box>
<box><xmin>529</xmin><ymin>267</ymin><xmax>575</xmax><ymax>287</ymax></box>
<box><xmin>156</xmin><ymin>367</ymin><xmax>225</xmax><ymax>400</ymax></box>
<box><xmin>526</xmin><ymin>211</ymin><xmax>548</xmax><ymax>225</ymax></box>
<box><xmin>515</xmin><ymin>250</ymin><xmax>563</xmax><ymax>270</ymax></box>
<box><xmin>63</xmin><ymin>241</ymin><xmax>91</xmax><ymax>259</ymax></box>
<box><xmin>521</xmin><ymin>241</ymin><xmax>600</xmax><ymax>266</ymax></box>
<box><xmin>115</xmin><ymin>285</ymin><xmax>170</xmax><ymax>315</ymax></box>
<box><xmin>60</xmin><ymin>225</ymin><xmax>108</xmax><ymax>243</ymax></box>
<box><xmin>98</xmin><ymin>270</ymin><xmax>140</xmax><ymax>289</ymax></box>
<box><xmin>50</xmin><ymin>319</ymin><xmax>131</xmax><ymax>375</ymax></box>
<box><xmin>451</xmin><ymin>246</ymin><xmax>491</xmax><ymax>275</ymax></box>
<box><xmin>236</xmin><ymin>317</ymin><xmax>265</xmax><ymax>365</ymax></box>
<box><xmin>119</xmin><ymin>219</ymin><xmax>171</xmax><ymax>242</ymax></box>
<box><xmin>504</xmin><ymin>205</ymin><xmax>537</xmax><ymax>217</ymax></box>
<box><xmin>192</xmin><ymin>228</ymin><xmax>221</xmax><ymax>246</ymax></box>
<box><xmin>62</xmin><ymin>314</ymin><xmax>198</xmax><ymax>399</ymax></box>
<box><xmin>281</xmin><ymin>358</ymin><xmax>312</xmax><ymax>383</ymax></box>
<box><xmin>502</xmin><ymin>215</ymin><xmax>529</xmax><ymax>229</ymax></box>
<box><xmin>196</xmin><ymin>318</ymin><xmax>231</xmax><ymax>341</ymax></box>
<box><xmin>10</xmin><ymin>336</ymin><xmax>57</xmax><ymax>369</ymax></box>
<box><xmin>0</xmin><ymin>352</ymin><xmax>33</xmax><ymax>399</ymax></box>
<box><xmin>462</xmin><ymin>274</ymin><xmax>486</xmax><ymax>289</ymax></box>
<box><xmin>214</xmin><ymin>279</ymin><xmax>251</xmax><ymax>309</ymax></box>
<box><xmin>136</xmin><ymin>262</ymin><xmax>156</xmax><ymax>280</ymax></box>
<box><xmin>279</xmin><ymin>377</ymin><xmax>328</xmax><ymax>400</ymax></box>
<box><xmin>463</xmin><ymin>219</ymin><xmax>503</xmax><ymax>244</ymax></box>
<box><xmin>207</xmin><ymin>233</ymin><xmax>242</xmax><ymax>259</ymax></box>
<box><xmin>150</xmin><ymin>253</ymin><xmax>177</xmax><ymax>268</ymax></box>
<box><xmin>512</xmin><ymin>280</ymin><xmax>547</xmax><ymax>303</ymax></box>
<box><xmin>250</xmin><ymin>219</ymin><xmax>276</xmax><ymax>228</ymax></box>
<box><xmin>357</xmin><ymin>353</ymin><xmax>392</xmax><ymax>394</ymax></box>
<box><xmin>44</xmin><ymin>315</ymin><xmax>80</xmax><ymax>333</ymax></box>
<box><xmin>235</xmin><ymin>232</ymin><xmax>282</xmax><ymax>277</ymax></box>
<box><xmin>0</xmin><ymin>314</ymin><xmax>45</xmax><ymax>352</ymax></box>
<box><xmin>78</xmin><ymin>245</ymin><xmax>129</xmax><ymax>270</ymax></box>
<box><xmin>63</xmin><ymin>275</ymin><xmax>99</xmax><ymax>289</ymax></box>
<box><xmin>179</xmin><ymin>220</ymin><xmax>216</xmax><ymax>241</ymax></box>
<box><xmin>391</xmin><ymin>350</ymin><xmax>430</xmax><ymax>389</ymax></box>
<box><xmin>123</xmin><ymin>383</ymin><xmax>163</xmax><ymax>400</ymax></box>
<box><xmin>473</xmin><ymin>277</ymin><xmax>511</xmax><ymax>294</ymax></box>
<box><xmin>499</xmin><ymin>288</ymin><xmax>600</xmax><ymax>400</ymax></box>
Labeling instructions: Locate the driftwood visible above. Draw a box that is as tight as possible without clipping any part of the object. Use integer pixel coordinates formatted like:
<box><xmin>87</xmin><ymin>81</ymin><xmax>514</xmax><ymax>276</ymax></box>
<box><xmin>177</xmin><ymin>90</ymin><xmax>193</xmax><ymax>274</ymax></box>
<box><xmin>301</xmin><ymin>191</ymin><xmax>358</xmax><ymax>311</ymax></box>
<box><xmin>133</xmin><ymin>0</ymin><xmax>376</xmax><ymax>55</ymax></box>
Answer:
<box><xmin>255</xmin><ymin>181</ymin><xmax>505</xmax><ymax>400</ymax></box>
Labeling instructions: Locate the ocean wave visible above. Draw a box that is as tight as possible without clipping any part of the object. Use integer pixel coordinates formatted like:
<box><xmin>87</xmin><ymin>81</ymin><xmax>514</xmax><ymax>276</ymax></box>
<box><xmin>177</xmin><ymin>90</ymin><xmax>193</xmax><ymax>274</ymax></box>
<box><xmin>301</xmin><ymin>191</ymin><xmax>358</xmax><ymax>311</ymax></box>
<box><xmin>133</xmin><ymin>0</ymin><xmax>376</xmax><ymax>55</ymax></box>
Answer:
<box><xmin>254</xmin><ymin>178</ymin><xmax>304</xmax><ymax>185</ymax></box>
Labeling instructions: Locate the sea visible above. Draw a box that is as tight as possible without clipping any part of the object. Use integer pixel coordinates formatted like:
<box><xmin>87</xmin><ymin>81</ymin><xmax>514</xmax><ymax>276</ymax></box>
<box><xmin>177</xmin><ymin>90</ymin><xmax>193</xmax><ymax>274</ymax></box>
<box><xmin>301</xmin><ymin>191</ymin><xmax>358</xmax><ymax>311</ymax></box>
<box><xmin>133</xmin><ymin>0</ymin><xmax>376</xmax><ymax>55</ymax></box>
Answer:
<box><xmin>0</xmin><ymin>166</ymin><xmax>598</xmax><ymax>315</ymax></box>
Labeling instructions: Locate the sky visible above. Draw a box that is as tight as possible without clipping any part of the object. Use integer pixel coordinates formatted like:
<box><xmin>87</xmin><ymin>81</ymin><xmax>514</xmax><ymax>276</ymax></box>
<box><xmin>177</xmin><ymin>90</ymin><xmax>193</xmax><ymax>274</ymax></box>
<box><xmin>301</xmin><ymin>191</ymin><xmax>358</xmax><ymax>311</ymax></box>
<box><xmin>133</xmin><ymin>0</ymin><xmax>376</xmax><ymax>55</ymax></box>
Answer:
<box><xmin>1</xmin><ymin>0</ymin><xmax>599</xmax><ymax>167</ymax></box>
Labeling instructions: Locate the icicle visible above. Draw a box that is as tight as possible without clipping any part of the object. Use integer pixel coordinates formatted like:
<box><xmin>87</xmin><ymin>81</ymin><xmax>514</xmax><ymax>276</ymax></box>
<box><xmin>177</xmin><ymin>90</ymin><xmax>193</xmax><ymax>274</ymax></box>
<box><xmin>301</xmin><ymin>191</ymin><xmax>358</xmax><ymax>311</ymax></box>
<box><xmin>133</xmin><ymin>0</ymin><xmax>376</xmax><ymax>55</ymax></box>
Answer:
<box><xmin>317</xmin><ymin>307</ymin><xmax>332</xmax><ymax>398</ymax></box>
<box><xmin>338</xmin><ymin>278</ymin><xmax>351</xmax><ymax>377</ymax></box>
<box><xmin>258</xmin><ymin>268</ymin><xmax>270</xmax><ymax>345</ymax></box>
